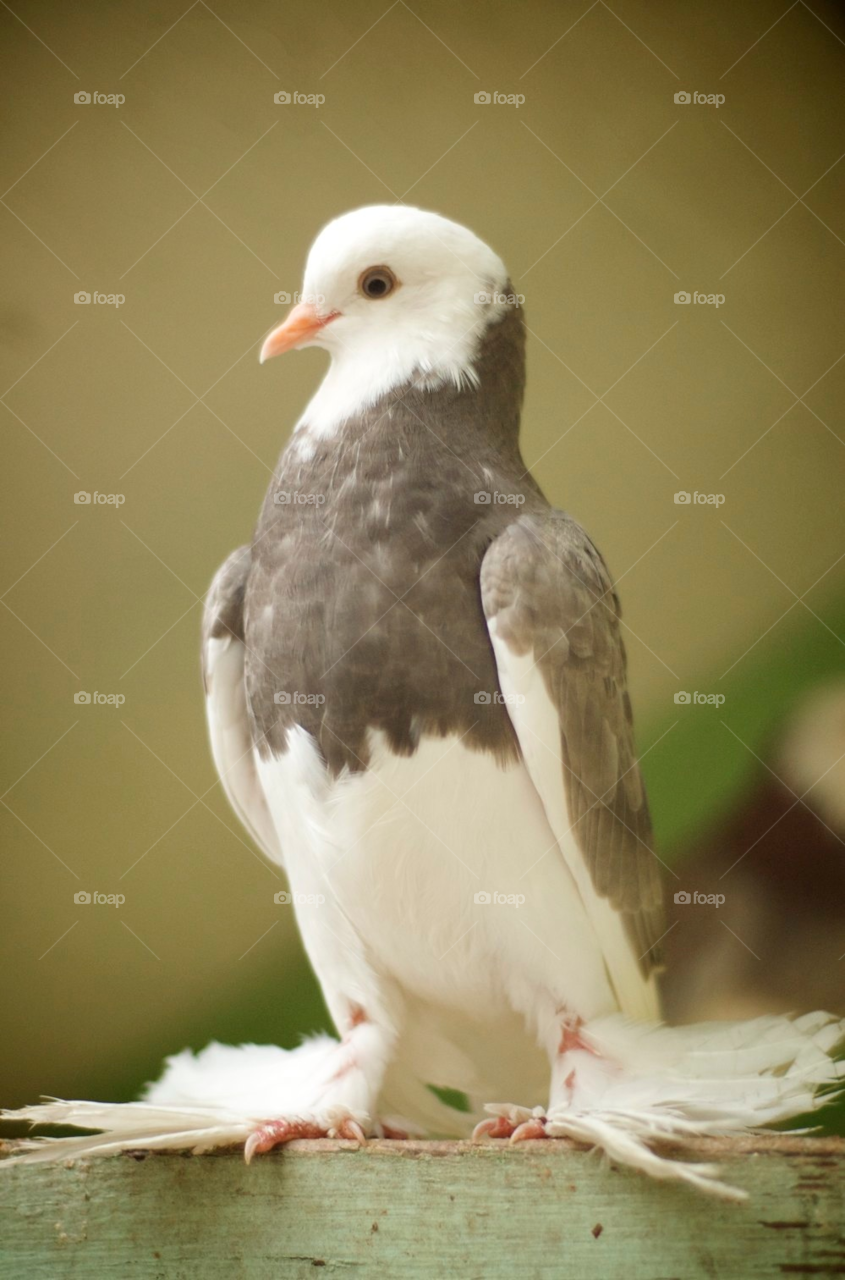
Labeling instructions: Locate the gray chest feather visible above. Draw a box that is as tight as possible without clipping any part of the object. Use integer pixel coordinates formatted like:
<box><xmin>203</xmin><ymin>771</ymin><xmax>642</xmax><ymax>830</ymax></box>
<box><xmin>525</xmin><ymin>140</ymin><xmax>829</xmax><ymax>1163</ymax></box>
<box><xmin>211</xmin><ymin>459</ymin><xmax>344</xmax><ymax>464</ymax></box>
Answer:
<box><xmin>245</xmin><ymin>413</ymin><xmax>539</xmax><ymax>776</ymax></box>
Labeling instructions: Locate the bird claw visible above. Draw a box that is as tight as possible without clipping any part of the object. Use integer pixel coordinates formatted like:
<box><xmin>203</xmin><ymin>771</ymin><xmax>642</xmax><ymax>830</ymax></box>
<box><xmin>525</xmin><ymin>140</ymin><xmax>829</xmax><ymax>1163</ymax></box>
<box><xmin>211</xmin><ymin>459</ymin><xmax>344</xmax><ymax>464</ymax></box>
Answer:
<box><xmin>472</xmin><ymin>1104</ymin><xmax>548</xmax><ymax>1142</ymax></box>
<box><xmin>243</xmin><ymin>1110</ymin><xmax>369</xmax><ymax>1163</ymax></box>
<box><xmin>510</xmin><ymin>1117</ymin><xmax>548</xmax><ymax>1142</ymax></box>
<box><xmin>472</xmin><ymin>1115</ymin><xmax>517</xmax><ymax>1140</ymax></box>
<box><xmin>340</xmin><ymin>1118</ymin><xmax>367</xmax><ymax>1144</ymax></box>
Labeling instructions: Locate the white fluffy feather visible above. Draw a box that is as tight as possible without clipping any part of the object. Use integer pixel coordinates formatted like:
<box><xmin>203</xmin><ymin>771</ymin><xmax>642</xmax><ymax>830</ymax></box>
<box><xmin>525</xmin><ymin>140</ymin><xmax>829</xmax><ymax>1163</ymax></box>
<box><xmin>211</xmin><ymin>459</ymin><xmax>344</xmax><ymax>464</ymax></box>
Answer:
<box><xmin>3</xmin><ymin>1013</ymin><xmax>842</xmax><ymax>1198</ymax></box>
<box><xmin>0</xmin><ymin>1037</ymin><xmax>349</xmax><ymax>1166</ymax></box>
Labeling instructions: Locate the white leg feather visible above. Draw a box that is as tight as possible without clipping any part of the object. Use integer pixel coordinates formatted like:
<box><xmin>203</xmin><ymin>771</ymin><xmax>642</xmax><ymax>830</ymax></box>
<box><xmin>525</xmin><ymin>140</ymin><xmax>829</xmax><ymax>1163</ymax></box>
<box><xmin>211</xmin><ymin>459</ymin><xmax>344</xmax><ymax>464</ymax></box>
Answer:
<box><xmin>2</xmin><ymin>1014</ymin><xmax>842</xmax><ymax>1193</ymax></box>
<box><xmin>0</xmin><ymin>1037</ymin><xmax>369</xmax><ymax>1167</ymax></box>
<box><xmin>476</xmin><ymin>1011</ymin><xmax>845</xmax><ymax>1198</ymax></box>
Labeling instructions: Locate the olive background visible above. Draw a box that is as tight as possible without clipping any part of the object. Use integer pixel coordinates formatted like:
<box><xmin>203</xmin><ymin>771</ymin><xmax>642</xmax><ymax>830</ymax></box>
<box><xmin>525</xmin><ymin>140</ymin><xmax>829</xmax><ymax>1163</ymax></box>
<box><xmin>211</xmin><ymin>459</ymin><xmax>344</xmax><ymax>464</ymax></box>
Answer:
<box><xmin>2</xmin><ymin>0</ymin><xmax>844</xmax><ymax>1112</ymax></box>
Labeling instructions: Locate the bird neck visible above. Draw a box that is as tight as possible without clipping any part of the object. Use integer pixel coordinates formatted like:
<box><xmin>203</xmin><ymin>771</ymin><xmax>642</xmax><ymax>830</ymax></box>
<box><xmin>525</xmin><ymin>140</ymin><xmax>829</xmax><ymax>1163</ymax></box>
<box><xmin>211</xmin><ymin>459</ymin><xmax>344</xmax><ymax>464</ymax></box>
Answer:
<box><xmin>289</xmin><ymin>302</ymin><xmax>527</xmax><ymax>463</ymax></box>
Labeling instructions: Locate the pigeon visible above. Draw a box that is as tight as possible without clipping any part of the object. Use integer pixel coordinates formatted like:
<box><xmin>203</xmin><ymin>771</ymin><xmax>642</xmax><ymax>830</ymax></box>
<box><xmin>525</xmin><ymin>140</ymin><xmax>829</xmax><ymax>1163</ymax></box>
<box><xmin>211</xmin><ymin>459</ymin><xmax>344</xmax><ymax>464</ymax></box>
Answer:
<box><xmin>3</xmin><ymin>207</ymin><xmax>843</xmax><ymax>1197</ymax></box>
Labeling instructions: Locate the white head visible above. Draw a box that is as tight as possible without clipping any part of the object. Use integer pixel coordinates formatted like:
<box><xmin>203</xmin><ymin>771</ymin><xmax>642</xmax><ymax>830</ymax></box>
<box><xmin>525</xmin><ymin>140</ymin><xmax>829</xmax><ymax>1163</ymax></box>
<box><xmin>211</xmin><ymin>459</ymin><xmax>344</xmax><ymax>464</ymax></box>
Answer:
<box><xmin>260</xmin><ymin>206</ymin><xmax>514</xmax><ymax>438</ymax></box>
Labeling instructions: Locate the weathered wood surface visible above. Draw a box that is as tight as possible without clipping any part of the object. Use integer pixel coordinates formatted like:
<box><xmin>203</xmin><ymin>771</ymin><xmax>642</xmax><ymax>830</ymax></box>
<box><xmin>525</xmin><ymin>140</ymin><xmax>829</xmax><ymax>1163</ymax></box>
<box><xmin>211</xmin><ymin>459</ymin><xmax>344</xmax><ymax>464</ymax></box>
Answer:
<box><xmin>1</xmin><ymin>1136</ymin><xmax>844</xmax><ymax>1279</ymax></box>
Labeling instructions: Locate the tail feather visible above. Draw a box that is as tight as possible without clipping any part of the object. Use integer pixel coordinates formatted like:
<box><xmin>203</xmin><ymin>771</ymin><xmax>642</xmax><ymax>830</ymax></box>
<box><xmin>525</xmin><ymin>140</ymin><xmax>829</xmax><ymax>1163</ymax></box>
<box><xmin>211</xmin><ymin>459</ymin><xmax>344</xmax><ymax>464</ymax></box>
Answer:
<box><xmin>0</xmin><ymin>1037</ymin><xmax>341</xmax><ymax>1167</ymax></box>
<box><xmin>549</xmin><ymin>1112</ymin><xmax>739</xmax><ymax>1199</ymax></box>
<box><xmin>0</xmin><ymin>1100</ymin><xmax>255</xmax><ymax>1165</ymax></box>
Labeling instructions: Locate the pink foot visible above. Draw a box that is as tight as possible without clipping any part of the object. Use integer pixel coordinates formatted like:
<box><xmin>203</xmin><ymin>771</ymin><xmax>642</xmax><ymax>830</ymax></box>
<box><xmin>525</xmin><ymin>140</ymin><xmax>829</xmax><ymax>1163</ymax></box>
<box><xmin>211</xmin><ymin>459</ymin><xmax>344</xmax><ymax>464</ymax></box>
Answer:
<box><xmin>244</xmin><ymin>1113</ymin><xmax>367</xmax><ymax>1163</ymax></box>
<box><xmin>473</xmin><ymin>1105</ymin><xmax>548</xmax><ymax>1142</ymax></box>
<box><xmin>473</xmin><ymin>1115</ymin><xmax>520</xmax><ymax>1140</ymax></box>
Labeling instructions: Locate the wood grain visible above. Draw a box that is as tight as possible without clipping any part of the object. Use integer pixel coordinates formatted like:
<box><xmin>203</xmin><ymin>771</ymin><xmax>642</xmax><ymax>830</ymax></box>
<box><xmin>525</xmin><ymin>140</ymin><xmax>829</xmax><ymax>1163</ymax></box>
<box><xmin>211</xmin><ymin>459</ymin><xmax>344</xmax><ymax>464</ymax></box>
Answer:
<box><xmin>1</xmin><ymin>1136</ymin><xmax>844</xmax><ymax>1278</ymax></box>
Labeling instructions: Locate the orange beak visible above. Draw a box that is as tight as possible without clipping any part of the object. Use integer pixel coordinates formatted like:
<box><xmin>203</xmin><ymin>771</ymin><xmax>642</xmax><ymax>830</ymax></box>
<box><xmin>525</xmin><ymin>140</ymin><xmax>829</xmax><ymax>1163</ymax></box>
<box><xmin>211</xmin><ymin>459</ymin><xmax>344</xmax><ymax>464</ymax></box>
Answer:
<box><xmin>259</xmin><ymin>302</ymin><xmax>338</xmax><ymax>363</ymax></box>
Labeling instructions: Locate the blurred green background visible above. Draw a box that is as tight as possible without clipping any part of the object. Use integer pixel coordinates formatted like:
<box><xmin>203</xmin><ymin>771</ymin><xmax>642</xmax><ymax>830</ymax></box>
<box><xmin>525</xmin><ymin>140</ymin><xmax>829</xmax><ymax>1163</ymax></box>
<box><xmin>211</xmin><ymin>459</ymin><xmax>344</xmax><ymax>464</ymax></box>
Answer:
<box><xmin>2</xmin><ymin>0</ymin><xmax>844</xmax><ymax>1116</ymax></box>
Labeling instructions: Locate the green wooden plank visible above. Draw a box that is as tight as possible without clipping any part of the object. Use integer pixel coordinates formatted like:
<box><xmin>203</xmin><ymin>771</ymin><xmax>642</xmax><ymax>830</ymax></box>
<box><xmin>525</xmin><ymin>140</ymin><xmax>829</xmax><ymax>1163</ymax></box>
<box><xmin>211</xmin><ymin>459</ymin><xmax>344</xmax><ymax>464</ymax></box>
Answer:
<box><xmin>2</xmin><ymin>1136</ymin><xmax>844</xmax><ymax>1279</ymax></box>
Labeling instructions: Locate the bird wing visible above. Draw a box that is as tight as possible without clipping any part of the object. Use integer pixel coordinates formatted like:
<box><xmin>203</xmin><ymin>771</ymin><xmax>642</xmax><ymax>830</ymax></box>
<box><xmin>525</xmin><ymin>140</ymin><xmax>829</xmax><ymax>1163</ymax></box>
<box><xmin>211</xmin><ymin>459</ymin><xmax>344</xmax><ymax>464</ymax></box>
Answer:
<box><xmin>480</xmin><ymin>511</ymin><xmax>664</xmax><ymax>1020</ymax></box>
<box><xmin>202</xmin><ymin>545</ymin><xmax>282</xmax><ymax>865</ymax></box>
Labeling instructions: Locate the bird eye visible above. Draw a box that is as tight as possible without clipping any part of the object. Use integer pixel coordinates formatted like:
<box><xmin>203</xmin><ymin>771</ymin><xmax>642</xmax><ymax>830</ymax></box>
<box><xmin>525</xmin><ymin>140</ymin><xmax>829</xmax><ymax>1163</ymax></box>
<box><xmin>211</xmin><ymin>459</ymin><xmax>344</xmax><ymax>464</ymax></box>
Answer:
<box><xmin>358</xmin><ymin>266</ymin><xmax>397</xmax><ymax>299</ymax></box>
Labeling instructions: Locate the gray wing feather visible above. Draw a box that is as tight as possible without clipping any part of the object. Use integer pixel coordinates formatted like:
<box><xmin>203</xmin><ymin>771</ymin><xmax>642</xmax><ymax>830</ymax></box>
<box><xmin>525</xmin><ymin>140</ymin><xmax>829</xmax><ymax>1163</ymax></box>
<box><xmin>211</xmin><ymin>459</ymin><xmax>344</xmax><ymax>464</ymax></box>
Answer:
<box><xmin>480</xmin><ymin>511</ymin><xmax>664</xmax><ymax>975</ymax></box>
<box><xmin>203</xmin><ymin>546</ymin><xmax>282</xmax><ymax>865</ymax></box>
